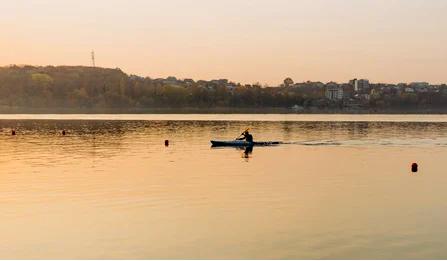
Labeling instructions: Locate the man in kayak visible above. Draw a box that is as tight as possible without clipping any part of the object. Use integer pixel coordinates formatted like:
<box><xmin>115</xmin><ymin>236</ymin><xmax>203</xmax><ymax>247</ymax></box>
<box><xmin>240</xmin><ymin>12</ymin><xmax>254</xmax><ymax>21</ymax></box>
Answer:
<box><xmin>237</xmin><ymin>130</ymin><xmax>253</xmax><ymax>143</ymax></box>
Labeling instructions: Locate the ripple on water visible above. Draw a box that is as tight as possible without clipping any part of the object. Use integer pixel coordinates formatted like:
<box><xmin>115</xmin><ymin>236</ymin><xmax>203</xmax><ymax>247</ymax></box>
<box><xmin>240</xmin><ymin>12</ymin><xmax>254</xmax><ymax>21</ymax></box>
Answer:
<box><xmin>0</xmin><ymin>117</ymin><xmax>446</xmax><ymax>258</ymax></box>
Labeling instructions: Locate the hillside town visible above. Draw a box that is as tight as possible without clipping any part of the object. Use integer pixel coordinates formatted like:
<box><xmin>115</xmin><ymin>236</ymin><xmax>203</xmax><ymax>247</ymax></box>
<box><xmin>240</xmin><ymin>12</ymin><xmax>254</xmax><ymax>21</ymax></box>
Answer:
<box><xmin>1</xmin><ymin>65</ymin><xmax>447</xmax><ymax>113</ymax></box>
<box><xmin>144</xmin><ymin>75</ymin><xmax>447</xmax><ymax>112</ymax></box>
<box><xmin>282</xmin><ymin>78</ymin><xmax>447</xmax><ymax>111</ymax></box>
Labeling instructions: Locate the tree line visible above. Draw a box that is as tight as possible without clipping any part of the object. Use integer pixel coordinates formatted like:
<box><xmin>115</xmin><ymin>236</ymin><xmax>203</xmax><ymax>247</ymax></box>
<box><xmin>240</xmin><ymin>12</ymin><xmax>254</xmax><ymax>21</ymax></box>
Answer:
<box><xmin>0</xmin><ymin>65</ymin><xmax>305</xmax><ymax>109</ymax></box>
<box><xmin>1</xmin><ymin>65</ymin><xmax>447</xmax><ymax>111</ymax></box>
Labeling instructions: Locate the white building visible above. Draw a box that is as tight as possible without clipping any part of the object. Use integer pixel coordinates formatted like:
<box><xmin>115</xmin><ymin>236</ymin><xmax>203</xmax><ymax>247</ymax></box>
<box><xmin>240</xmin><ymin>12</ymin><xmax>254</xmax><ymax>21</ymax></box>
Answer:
<box><xmin>409</xmin><ymin>82</ymin><xmax>430</xmax><ymax>92</ymax></box>
<box><xmin>325</xmin><ymin>84</ymin><xmax>344</xmax><ymax>100</ymax></box>
<box><xmin>350</xmin><ymin>79</ymin><xmax>370</xmax><ymax>92</ymax></box>
<box><xmin>405</xmin><ymin>87</ymin><xmax>415</xmax><ymax>93</ymax></box>
<box><xmin>290</xmin><ymin>104</ymin><xmax>304</xmax><ymax>112</ymax></box>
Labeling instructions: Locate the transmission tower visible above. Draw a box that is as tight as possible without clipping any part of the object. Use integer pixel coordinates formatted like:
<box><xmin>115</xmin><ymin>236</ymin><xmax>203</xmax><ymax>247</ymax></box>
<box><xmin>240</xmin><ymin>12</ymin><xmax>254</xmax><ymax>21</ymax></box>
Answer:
<box><xmin>91</xmin><ymin>50</ymin><xmax>96</xmax><ymax>67</ymax></box>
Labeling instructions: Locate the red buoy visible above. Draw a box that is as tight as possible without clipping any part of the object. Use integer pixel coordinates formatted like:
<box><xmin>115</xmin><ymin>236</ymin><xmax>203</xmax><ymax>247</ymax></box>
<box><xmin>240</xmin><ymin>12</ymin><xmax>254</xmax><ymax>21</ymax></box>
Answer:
<box><xmin>62</xmin><ymin>130</ymin><xmax>66</xmax><ymax>136</ymax></box>
<box><xmin>11</xmin><ymin>130</ymin><xmax>16</xmax><ymax>136</ymax></box>
<box><xmin>165</xmin><ymin>140</ymin><xmax>169</xmax><ymax>146</ymax></box>
<box><xmin>411</xmin><ymin>163</ymin><xmax>418</xmax><ymax>173</ymax></box>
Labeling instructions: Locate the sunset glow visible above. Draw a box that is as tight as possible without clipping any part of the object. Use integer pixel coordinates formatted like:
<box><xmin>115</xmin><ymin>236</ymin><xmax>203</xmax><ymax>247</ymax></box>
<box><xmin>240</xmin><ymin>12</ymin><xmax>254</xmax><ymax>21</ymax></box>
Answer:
<box><xmin>2</xmin><ymin>0</ymin><xmax>446</xmax><ymax>84</ymax></box>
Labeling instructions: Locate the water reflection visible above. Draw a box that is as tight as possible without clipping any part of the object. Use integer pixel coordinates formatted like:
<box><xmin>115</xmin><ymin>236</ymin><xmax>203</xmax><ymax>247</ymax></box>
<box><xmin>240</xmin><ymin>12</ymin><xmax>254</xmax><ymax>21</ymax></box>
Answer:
<box><xmin>242</xmin><ymin>146</ymin><xmax>253</xmax><ymax>160</ymax></box>
<box><xmin>1</xmin><ymin>117</ymin><xmax>447</xmax><ymax>258</ymax></box>
<box><xmin>2</xmin><ymin>120</ymin><xmax>447</xmax><ymax>147</ymax></box>
<box><xmin>210</xmin><ymin>146</ymin><xmax>255</xmax><ymax>161</ymax></box>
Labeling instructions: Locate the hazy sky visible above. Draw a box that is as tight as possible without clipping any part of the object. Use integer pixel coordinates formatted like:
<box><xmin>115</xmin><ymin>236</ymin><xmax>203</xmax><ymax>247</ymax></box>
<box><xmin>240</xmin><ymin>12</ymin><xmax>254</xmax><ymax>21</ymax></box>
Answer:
<box><xmin>1</xmin><ymin>0</ymin><xmax>446</xmax><ymax>84</ymax></box>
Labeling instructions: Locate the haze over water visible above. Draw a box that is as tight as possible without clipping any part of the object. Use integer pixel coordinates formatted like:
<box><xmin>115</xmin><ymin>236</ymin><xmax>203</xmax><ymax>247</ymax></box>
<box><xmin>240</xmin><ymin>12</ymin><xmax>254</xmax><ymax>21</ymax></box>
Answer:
<box><xmin>1</xmin><ymin>114</ymin><xmax>447</xmax><ymax>259</ymax></box>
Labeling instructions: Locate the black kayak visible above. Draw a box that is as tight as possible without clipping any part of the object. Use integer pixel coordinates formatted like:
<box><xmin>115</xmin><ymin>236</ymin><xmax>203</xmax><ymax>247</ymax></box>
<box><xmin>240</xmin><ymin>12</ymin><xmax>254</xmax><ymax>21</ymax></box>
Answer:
<box><xmin>211</xmin><ymin>140</ymin><xmax>281</xmax><ymax>147</ymax></box>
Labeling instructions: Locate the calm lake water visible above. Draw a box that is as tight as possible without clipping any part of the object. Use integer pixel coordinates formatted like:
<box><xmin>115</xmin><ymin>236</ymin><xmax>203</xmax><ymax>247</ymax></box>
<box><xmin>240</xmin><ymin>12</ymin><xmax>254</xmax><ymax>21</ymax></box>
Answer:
<box><xmin>1</xmin><ymin>114</ymin><xmax>447</xmax><ymax>259</ymax></box>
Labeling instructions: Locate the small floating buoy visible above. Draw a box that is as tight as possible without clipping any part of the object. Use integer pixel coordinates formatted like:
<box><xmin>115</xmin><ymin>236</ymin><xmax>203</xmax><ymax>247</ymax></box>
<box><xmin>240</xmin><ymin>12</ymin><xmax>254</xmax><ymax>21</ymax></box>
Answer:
<box><xmin>11</xmin><ymin>130</ymin><xmax>16</xmax><ymax>136</ymax></box>
<box><xmin>411</xmin><ymin>163</ymin><xmax>418</xmax><ymax>173</ymax></box>
<box><xmin>62</xmin><ymin>130</ymin><xmax>66</xmax><ymax>136</ymax></box>
<box><xmin>165</xmin><ymin>140</ymin><xmax>169</xmax><ymax>147</ymax></box>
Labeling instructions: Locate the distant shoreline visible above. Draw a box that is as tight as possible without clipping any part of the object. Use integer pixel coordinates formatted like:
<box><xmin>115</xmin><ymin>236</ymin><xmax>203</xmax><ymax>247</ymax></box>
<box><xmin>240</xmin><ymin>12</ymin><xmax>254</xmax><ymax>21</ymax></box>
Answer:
<box><xmin>3</xmin><ymin>65</ymin><xmax>447</xmax><ymax>116</ymax></box>
<box><xmin>2</xmin><ymin>106</ymin><xmax>447</xmax><ymax>114</ymax></box>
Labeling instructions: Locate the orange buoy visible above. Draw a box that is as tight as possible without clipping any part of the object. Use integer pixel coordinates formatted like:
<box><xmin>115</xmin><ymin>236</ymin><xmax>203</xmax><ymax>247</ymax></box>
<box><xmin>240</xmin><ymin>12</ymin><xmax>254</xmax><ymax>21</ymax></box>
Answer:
<box><xmin>165</xmin><ymin>140</ymin><xmax>169</xmax><ymax>146</ymax></box>
<box><xmin>411</xmin><ymin>163</ymin><xmax>418</xmax><ymax>173</ymax></box>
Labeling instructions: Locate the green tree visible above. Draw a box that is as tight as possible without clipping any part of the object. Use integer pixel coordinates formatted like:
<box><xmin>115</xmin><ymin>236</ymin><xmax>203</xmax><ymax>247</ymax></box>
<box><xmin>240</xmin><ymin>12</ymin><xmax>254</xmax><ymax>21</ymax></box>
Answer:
<box><xmin>283</xmin><ymin>77</ymin><xmax>294</xmax><ymax>87</ymax></box>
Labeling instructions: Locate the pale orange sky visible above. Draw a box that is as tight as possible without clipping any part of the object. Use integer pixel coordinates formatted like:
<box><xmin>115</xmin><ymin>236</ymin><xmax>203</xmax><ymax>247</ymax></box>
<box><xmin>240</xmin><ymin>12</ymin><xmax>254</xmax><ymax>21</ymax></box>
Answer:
<box><xmin>1</xmin><ymin>0</ymin><xmax>446</xmax><ymax>85</ymax></box>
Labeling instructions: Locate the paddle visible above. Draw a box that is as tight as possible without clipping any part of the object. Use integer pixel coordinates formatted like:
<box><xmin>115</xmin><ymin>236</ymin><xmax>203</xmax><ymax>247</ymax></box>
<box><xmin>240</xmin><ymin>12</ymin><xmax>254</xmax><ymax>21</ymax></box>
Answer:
<box><xmin>236</xmin><ymin>128</ymin><xmax>250</xmax><ymax>140</ymax></box>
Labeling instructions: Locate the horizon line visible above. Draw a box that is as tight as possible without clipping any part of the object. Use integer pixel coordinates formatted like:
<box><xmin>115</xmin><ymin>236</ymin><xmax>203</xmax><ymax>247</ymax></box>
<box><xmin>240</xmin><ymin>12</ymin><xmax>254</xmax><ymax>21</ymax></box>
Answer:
<box><xmin>1</xmin><ymin>63</ymin><xmax>445</xmax><ymax>86</ymax></box>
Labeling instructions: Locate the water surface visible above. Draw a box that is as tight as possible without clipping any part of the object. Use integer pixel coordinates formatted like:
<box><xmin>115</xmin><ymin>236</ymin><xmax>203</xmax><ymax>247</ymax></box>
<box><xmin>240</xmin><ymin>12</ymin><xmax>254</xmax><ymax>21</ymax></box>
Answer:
<box><xmin>0</xmin><ymin>114</ymin><xmax>446</xmax><ymax>259</ymax></box>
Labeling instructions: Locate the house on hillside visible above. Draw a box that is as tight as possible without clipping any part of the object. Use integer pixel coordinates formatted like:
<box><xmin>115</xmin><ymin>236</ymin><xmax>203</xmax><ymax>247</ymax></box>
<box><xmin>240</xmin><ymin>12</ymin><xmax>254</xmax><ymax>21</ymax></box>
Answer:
<box><xmin>325</xmin><ymin>82</ymin><xmax>343</xmax><ymax>100</ymax></box>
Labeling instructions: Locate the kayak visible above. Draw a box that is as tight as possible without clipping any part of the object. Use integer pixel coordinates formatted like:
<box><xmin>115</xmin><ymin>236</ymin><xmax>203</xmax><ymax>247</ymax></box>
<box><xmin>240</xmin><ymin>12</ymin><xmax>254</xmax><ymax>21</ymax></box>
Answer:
<box><xmin>211</xmin><ymin>140</ymin><xmax>281</xmax><ymax>147</ymax></box>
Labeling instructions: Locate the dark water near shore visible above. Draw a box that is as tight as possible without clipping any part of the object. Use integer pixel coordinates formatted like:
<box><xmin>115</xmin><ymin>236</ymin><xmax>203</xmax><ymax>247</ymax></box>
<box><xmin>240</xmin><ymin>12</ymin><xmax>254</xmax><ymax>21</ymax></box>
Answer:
<box><xmin>1</xmin><ymin>114</ymin><xmax>447</xmax><ymax>259</ymax></box>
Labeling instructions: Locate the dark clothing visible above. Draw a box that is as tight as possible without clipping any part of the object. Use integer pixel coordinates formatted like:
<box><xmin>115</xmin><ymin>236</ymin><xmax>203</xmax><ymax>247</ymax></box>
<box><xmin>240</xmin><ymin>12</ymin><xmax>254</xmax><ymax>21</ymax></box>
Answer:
<box><xmin>238</xmin><ymin>133</ymin><xmax>254</xmax><ymax>142</ymax></box>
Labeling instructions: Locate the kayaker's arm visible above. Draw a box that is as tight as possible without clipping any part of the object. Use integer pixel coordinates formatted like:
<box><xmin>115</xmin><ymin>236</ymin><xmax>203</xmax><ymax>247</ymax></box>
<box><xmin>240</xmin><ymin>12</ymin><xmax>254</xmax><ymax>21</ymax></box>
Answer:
<box><xmin>236</xmin><ymin>133</ymin><xmax>247</xmax><ymax>140</ymax></box>
<box><xmin>235</xmin><ymin>128</ymin><xmax>250</xmax><ymax>140</ymax></box>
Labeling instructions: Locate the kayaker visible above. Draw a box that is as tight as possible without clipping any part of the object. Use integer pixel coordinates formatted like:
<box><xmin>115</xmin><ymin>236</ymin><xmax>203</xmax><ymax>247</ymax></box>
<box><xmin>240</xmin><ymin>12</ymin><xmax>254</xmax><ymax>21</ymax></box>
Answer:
<box><xmin>237</xmin><ymin>130</ymin><xmax>253</xmax><ymax>143</ymax></box>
